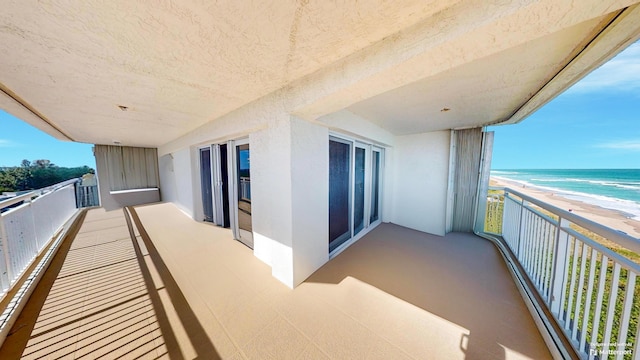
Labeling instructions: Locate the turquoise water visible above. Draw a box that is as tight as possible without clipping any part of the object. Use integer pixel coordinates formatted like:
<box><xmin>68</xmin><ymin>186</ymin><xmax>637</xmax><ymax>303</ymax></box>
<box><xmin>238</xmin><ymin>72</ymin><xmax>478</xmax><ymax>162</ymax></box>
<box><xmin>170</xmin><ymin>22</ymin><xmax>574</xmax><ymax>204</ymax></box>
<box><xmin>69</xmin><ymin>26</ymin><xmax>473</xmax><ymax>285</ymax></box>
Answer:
<box><xmin>491</xmin><ymin>169</ymin><xmax>640</xmax><ymax>220</ymax></box>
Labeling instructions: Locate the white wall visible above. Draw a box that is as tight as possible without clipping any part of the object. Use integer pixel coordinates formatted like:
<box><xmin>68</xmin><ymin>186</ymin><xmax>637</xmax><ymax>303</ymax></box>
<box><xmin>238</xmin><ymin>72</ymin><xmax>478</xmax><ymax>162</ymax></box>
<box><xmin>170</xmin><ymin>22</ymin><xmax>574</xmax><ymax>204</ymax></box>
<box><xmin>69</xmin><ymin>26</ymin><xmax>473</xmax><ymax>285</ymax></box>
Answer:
<box><xmin>251</xmin><ymin>116</ymin><xmax>329</xmax><ymax>288</ymax></box>
<box><xmin>290</xmin><ymin>117</ymin><xmax>329</xmax><ymax>286</ymax></box>
<box><xmin>390</xmin><ymin>131</ymin><xmax>451</xmax><ymax>236</ymax></box>
<box><xmin>318</xmin><ymin>110</ymin><xmax>394</xmax><ymax>146</ymax></box>
<box><xmin>153</xmin><ymin>80</ymin><xmax>452</xmax><ymax>286</ymax></box>
<box><xmin>158</xmin><ymin>147</ymin><xmax>197</xmax><ymax>218</ymax></box>
<box><xmin>251</xmin><ymin>116</ymin><xmax>294</xmax><ymax>285</ymax></box>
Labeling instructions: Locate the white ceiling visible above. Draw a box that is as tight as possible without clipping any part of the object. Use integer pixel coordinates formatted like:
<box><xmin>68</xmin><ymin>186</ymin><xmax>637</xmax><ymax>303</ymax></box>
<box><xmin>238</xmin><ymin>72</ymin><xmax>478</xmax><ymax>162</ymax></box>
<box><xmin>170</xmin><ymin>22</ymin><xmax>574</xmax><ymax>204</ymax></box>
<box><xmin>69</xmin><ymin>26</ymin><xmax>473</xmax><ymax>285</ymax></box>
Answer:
<box><xmin>345</xmin><ymin>18</ymin><xmax>604</xmax><ymax>135</ymax></box>
<box><xmin>0</xmin><ymin>0</ymin><xmax>457</xmax><ymax>146</ymax></box>
<box><xmin>1</xmin><ymin>1</ymin><xmax>639</xmax><ymax>147</ymax></box>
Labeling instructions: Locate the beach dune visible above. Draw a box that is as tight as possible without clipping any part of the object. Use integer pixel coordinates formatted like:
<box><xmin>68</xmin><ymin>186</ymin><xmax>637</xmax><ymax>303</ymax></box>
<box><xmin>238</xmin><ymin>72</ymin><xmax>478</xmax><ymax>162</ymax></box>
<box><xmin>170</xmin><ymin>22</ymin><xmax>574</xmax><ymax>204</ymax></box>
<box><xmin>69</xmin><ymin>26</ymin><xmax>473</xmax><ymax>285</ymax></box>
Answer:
<box><xmin>490</xmin><ymin>177</ymin><xmax>640</xmax><ymax>240</ymax></box>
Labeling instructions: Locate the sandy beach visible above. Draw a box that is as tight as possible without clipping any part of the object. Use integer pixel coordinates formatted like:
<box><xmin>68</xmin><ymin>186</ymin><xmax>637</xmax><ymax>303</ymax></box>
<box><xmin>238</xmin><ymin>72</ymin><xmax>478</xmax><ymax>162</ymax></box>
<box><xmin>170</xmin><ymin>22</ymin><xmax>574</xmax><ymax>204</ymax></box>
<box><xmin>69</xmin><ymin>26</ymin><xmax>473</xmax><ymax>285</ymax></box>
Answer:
<box><xmin>490</xmin><ymin>177</ymin><xmax>640</xmax><ymax>240</ymax></box>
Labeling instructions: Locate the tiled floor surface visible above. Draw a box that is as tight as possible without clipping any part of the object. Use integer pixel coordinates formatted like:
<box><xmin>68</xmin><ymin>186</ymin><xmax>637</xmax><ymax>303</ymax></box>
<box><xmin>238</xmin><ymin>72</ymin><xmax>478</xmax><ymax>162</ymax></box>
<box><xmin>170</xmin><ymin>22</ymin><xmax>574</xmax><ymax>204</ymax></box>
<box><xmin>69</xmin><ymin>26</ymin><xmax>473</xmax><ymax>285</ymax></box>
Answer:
<box><xmin>0</xmin><ymin>204</ymin><xmax>552</xmax><ymax>359</ymax></box>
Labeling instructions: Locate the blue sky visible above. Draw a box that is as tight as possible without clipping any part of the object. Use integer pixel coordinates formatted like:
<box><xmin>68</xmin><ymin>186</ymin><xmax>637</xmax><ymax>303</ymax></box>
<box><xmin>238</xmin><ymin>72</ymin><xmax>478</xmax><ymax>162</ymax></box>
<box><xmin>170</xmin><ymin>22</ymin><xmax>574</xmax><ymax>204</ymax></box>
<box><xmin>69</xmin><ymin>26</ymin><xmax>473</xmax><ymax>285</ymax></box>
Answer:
<box><xmin>490</xmin><ymin>41</ymin><xmax>640</xmax><ymax>169</ymax></box>
<box><xmin>0</xmin><ymin>113</ymin><xmax>95</xmax><ymax>168</ymax></box>
<box><xmin>0</xmin><ymin>41</ymin><xmax>638</xmax><ymax>170</ymax></box>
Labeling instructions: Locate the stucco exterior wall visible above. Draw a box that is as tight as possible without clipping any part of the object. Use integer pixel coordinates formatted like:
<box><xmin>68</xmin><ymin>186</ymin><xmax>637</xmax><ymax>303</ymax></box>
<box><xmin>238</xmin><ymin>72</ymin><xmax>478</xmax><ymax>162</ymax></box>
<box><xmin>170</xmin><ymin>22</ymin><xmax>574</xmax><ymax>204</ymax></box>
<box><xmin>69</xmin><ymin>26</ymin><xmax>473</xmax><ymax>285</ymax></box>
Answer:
<box><xmin>155</xmin><ymin>90</ymin><xmax>452</xmax><ymax>286</ymax></box>
<box><xmin>318</xmin><ymin>110</ymin><xmax>394</xmax><ymax>146</ymax></box>
<box><xmin>389</xmin><ymin>131</ymin><xmax>451</xmax><ymax>236</ymax></box>
<box><xmin>251</xmin><ymin>116</ymin><xmax>294</xmax><ymax>285</ymax></box>
<box><xmin>158</xmin><ymin>147</ymin><xmax>197</xmax><ymax>218</ymax></box>
<box><xmin>290</xmin><ymin>117</ymin><xmax>329</xmax><ymax>286</ymax></box>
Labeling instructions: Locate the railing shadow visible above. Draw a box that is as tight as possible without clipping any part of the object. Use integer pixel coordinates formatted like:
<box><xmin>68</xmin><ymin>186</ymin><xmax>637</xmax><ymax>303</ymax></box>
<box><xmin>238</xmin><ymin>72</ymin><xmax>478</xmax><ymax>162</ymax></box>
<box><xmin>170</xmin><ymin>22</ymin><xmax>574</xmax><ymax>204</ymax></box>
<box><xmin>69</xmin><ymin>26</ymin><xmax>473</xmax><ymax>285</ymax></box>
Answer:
<box><xmin>0</xmin><ymin>207</ymin><xmax>220</xmax><ymax>359</ymax></box>
<box><xmin>0</xmin><ymin>210</ymin><xmax>87</xmax><ymax>359</ymax></box>
<box><xmin>127</xmin><ymin>206</ymin><xmax>220</xmax><ymax>360</ymax></box>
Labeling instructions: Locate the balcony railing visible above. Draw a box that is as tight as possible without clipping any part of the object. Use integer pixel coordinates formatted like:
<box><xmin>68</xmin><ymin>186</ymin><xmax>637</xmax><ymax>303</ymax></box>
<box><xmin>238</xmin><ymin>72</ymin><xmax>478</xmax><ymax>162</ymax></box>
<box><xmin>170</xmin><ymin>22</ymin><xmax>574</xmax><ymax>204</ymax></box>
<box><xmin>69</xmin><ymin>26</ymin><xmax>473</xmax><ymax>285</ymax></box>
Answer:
<box><xmin>76</xmin><ymin>183</ymin><xmax>100</xmax><ymax>208</ymax></box>
<box><xmin>0</xmin><ymin>179</ymin><xmax>95</xmax><ymax>298</ymax></box>
<box><xmin>240</xmin><ymin>177</ymin><xmax>251</xmax><ymax>201</ymax></box>
<box><xmin>484</xmin><ymin>187</ymin><xmax>640</xmax><ymax>359</ymax></box>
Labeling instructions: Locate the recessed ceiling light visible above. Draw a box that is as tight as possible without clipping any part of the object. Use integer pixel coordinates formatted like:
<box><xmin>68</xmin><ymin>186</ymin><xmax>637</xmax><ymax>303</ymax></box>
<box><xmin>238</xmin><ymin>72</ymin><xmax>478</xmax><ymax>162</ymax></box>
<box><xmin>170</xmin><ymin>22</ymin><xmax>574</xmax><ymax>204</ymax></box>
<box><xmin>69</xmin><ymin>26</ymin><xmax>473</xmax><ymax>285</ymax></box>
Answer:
<box><xmin>118</xmin><ymin>105</ymin><xmax>128</xmax><ymax>111</ymax></box>
<box><xmin>440</xmin><ymin>108</ymin><xmax>451</xmax><ymax>112</ymax></box>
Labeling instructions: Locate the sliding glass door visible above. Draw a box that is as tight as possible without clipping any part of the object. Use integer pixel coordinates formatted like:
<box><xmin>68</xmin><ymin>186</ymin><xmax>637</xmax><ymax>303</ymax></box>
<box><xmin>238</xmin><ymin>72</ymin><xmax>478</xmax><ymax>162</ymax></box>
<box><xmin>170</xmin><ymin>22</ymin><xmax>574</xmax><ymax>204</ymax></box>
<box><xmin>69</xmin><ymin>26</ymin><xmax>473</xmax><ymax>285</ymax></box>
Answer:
<box><xmin>199</xmin><ymin>144</ymin><xmax>232</xmax><ymax>227</ymax></box>
<box><xmin>199</xmin><ymin>147</ymin><xmax>214</xmax><ymax>222</ymax></box>
<box><xmin>353</xmin><ymin>145</ymin><xmax>366</xmax><ymax>236</ymax></box>
<box><xmin>329</xmin><ymin>136</ymin><xmax>383</xmax><ymax>254</ymax></box>
<box><xmin>233</xmin><ymin>140</ymin><xmax>253</xmax><ymax>249</ymax></box>
<box><xmin>370</xmin><ymin>148</ymin><xmax>382</xmax><ymax>224</ymax></box>
<box><xmin>329</xmin><ymin>138</ymin><xmax>352</xmax><ymax>252</ymax></box>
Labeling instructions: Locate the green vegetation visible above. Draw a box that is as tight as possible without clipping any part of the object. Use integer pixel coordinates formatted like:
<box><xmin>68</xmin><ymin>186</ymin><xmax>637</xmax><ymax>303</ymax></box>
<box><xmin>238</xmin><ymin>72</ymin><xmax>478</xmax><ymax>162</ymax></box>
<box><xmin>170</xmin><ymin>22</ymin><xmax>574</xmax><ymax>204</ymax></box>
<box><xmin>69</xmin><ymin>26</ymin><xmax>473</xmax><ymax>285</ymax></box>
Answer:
<box><xmin>564</xmin><ymin>254</ymin><xmax>638</xmax><ymax>358</ymax></box>
<box><xmin>484</xmin><ymin>195</ymin><xmax>639</xmax><ymax>358</ymax></box>
<box><xmin>484</xmin><ymin>189</ymin><xmax>504</xmax><ymax>234</ymax></box>
<box><xmin>0</xmin><ymin>159</ymin><xmax>94</xmax><ymax>193</ymax></box>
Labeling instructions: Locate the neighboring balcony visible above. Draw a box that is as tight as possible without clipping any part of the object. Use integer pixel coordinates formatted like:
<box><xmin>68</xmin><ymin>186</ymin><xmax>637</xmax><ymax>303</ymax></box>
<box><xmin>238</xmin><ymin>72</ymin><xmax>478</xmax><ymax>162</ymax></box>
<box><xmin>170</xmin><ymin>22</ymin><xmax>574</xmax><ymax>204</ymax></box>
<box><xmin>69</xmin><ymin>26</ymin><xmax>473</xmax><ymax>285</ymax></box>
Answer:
<box><xmin>1</xmin><ymin>182</ymin><xmax>637</xmax><ymax>359</ymax></box>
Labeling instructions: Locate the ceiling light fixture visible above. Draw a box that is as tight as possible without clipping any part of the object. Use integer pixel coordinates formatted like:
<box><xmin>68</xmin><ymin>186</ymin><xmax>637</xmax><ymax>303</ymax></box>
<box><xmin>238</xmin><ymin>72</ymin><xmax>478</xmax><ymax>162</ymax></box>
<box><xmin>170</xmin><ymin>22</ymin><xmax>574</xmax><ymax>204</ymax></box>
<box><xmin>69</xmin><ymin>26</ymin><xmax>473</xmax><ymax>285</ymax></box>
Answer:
<box><xmin>440</xmin><ymin>108</ymin><xmax>451</xmax><ymax>112</ymax></box>
<box><xmin>118</xmin><ymin>105</ymin><xmax>128</xmax><ymax>111</ymax></box>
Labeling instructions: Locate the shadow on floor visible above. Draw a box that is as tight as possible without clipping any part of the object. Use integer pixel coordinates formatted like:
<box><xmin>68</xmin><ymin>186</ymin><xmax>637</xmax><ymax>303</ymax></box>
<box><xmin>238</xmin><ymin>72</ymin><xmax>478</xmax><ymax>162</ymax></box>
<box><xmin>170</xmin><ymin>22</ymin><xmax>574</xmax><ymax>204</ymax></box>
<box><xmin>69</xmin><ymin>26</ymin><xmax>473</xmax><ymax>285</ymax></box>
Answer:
<box><xmin>0</xmin><ymin>207</ymin><xmax>220</xmax><ymax>359</ymax></box>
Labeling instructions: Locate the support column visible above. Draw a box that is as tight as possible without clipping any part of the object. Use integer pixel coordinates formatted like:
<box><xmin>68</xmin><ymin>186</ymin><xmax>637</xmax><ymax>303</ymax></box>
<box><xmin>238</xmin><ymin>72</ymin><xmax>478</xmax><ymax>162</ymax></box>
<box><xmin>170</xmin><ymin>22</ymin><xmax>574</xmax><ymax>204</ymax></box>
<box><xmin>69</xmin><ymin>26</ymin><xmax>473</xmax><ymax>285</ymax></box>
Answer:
<box><xmin>251</xmin><ymin>115</ymin><xmax>328</xmax><ymax>288</ymax></box>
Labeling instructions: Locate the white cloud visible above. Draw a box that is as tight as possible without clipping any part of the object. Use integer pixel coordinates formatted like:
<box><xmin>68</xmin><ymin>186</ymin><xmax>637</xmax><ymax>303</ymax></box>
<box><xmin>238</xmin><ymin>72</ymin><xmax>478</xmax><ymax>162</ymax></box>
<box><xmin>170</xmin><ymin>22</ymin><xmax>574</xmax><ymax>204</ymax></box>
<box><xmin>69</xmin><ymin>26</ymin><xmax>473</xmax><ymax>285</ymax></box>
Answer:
<box><xmin>567</xmin><ymin>41</ymin><xmax>640</xmax><ymax>94</ymax></box>
<box><xmin>0</xmin><ymin>139</ymin><xmax>16</xmax><ymax>147</ymax></box>
<box><xmin>596</xmin><ymin>140</ymin><xmax>640</xmax><ymax>151</ymax></box>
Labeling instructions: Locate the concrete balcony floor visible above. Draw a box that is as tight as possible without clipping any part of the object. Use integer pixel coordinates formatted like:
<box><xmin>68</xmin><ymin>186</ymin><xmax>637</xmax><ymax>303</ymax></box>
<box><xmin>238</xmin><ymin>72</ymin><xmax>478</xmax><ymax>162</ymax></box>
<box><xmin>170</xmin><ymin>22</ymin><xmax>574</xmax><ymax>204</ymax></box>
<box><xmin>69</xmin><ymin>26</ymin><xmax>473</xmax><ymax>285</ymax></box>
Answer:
<box><xmin>0</xmin><ymin>203</ymin><xmax>551</xmax><ymax>359</ymax></box>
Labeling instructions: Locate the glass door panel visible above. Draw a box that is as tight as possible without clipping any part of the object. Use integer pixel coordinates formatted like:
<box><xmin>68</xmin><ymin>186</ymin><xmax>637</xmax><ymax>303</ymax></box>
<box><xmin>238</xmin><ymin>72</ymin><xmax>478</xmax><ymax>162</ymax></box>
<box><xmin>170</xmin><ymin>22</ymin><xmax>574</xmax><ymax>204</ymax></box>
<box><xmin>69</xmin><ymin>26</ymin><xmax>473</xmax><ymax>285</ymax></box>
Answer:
<box><xmin>234</xmin><ymin>141</ymin><xmax>253</xmax><ymax>248</ymax></box>
<box><xmin>370</xmin><ymin>150</ymin><xmax>381</xmax><ymax>223</ymax></box>
<box><xmin>329</xmin><ymin>139</ymin><xmax>351</xmax><ymax>252</ymax></box>
<box><xmin>212</xmin><ymin>144</ymin><xmax>231</xmax><ymax>228</ymax></box>
<box><xmin>199</xmin><ymin>147</ymin><xmax>214</xmax><ymax>222</ymax></box>
<box><xmin>353</xmin><ymin>146</ymin><xmax>366</xmax><ymax>236</ymax></box>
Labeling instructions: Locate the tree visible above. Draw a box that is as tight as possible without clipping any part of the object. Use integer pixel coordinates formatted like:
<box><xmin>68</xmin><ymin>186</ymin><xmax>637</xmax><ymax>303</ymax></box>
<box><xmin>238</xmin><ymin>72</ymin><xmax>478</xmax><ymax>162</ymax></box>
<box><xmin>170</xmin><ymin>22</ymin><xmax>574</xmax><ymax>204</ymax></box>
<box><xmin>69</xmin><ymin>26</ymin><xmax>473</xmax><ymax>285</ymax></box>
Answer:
<box><xmin>0</xmin><ymin>170</ymin><xmax>17</xmax><ymax>193</ymax></box>
<box><xmin>0</xmin><ymin>159</ymin><xmax>94</xmax><ymax>192</ymax></box>
<box><xmin>33</xmin><ymin>159</ymin><xmax>55</xmax><ymax>168</ymax></box>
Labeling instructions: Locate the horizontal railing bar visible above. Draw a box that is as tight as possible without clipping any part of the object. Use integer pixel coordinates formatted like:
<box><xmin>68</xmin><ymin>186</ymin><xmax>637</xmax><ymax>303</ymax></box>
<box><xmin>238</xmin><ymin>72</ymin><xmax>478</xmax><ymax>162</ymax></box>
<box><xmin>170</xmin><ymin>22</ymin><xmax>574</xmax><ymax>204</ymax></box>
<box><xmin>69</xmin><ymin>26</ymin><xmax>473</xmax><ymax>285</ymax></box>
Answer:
<box><xmin>31</xmin><ymin>183</ymin><xmax>76</xmax><ymax>203</ymax></box>
<box><xmin>507</xmin><ymin>194</ymin><xmax>559</xmax><ymax>227</ymax></box>
<box><xmin>0</xmin><ymin>192</ymin><xmax>36</xmax><ymax>210</ymax></box>
<box><xmin>501</xmin><ymin>187</ymin><xmax>640</xmax><ymax>255</ymax></box>
<box><xmin>0</xmin><ymin>179</ymin><xmax>79</xmax><ymax>211</ymax></box>
<box><xmin>39</xmin><ymin>178</ymin><xmax>79</xmax><ymax>193</ymax></box>
<box><xmin>562</xmin><ymin>226</ymin><xmax>640</xmax><ymax>273</ymax></box>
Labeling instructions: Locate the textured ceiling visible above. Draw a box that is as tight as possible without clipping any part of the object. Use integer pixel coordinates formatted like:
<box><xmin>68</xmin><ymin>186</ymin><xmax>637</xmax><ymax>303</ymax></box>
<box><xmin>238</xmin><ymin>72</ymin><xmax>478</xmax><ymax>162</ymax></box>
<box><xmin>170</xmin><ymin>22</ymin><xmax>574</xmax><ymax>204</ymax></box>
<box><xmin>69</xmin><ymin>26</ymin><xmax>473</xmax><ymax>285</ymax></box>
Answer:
<box><xmin>1</xmin><ymin>1</ymin><xmax>639</xmax><ymax>147</ymax></box>
<box><xmin>0</xmin><ymin>0</ymin><xmax>457</xmax><ymax>146</ymax></box>
<box><xmin>345</xmin><ymin>18</ymin><xmax>604</xmax><ymax>135</ymax></box>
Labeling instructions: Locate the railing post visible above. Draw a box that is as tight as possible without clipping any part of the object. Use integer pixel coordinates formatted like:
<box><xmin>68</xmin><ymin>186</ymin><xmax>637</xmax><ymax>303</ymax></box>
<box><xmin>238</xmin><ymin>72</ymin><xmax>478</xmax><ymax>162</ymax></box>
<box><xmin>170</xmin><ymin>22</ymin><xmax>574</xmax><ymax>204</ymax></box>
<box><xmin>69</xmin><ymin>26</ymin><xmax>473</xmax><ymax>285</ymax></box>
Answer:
<box><xmin>74</xmin><ymin>180</ymin><xmax>81</xmax><ymax>209</ymax></box>
<box><xmin>516</xmin><ymin>197</ymin><xmax>526</xmax><ymax>258</ymax></box>
<box><xmin>550</xmin><ymin>217</ymin><xmax>570</xmax><ymax>315</ymax></box>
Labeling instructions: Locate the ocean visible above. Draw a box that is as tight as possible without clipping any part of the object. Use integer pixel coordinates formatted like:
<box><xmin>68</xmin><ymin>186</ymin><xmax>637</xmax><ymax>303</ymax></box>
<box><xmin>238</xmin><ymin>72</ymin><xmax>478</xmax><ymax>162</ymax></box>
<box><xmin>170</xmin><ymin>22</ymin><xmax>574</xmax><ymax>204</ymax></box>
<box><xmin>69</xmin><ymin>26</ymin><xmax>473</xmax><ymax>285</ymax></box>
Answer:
<box><xmin>491</xmin><ymin>169</ymin><xmax>640</xmax><ymax>221</ymax></box>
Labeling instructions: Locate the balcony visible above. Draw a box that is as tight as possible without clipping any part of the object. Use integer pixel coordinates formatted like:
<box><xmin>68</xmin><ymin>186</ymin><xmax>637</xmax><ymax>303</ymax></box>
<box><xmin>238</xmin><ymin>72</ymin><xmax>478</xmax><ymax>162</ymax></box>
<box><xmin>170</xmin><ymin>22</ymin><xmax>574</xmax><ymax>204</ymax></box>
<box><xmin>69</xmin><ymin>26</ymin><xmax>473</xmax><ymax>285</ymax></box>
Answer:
<box><xmin>484</xmin><ymin>187</ymin><xmax>640</xmax><ymax>360</ymax></box>
<box><xmin>0</xmin><ymin>192</ymin><xmax>556</xmax><ymax>359</ymax></box>
<box><xmin>1</xmin><ymin>181</ymin><xmax>639</xmax><ymax>358</ymax></box>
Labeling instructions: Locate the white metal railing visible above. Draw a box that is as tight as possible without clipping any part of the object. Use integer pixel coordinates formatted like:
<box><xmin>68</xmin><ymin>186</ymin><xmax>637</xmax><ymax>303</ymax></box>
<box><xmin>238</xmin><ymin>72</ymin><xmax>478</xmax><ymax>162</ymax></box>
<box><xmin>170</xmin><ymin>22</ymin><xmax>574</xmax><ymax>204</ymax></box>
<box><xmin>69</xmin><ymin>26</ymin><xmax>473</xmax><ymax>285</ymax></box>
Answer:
<box><xmin>0</xmin><ymin>179</ymin><xmax>80</xmax><ymax>297</ymax></box>
<box><xmin>76</xmin><ymin>184</ymin><xmax>100</xmax><ymax>208</ymax></box>
<box><xmin>485</xmin><ymin>187</ymin><xmax>640</xmax><ymax>359</ymax></box>
<box><xmin>240</xmin><ymin>177</ymin><xmax>251</xmax><ymax>201</ymax></box>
